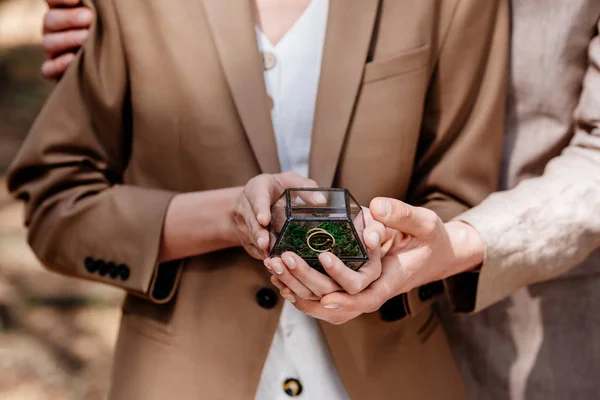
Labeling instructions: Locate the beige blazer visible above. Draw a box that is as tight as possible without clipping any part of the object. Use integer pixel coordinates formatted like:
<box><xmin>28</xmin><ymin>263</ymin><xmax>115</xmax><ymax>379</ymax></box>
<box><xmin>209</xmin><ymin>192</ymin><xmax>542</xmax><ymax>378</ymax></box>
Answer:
<box><xmin>7</xmin><ymin>0</ymin><xmax>508</xmax><ymax>398</ymax></box>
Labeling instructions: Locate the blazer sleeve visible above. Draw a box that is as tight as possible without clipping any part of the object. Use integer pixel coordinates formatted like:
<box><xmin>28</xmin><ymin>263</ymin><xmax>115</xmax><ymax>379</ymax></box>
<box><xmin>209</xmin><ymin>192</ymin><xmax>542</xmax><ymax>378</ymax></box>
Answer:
<box><xmin>402</xmin><ymin>0</ymin><xmax>508</xmax><ymax>315</ymax></box>
<box><xmin>6</xmin><ymin>0</ymin><xmax>181</xmax><ymax>304</ymax></box>
<box><xmin>446</xmin><ymin>25</ymin><xmax>600</xmax><ymax>313</ymax></box>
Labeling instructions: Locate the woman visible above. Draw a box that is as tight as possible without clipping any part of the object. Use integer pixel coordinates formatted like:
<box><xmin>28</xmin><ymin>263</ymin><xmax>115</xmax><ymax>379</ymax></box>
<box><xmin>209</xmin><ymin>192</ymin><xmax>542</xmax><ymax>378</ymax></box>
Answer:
<box><xmin>9</xmin><ymin>0</ymin><xmax>507</xmax><ymax>398</ymax></box>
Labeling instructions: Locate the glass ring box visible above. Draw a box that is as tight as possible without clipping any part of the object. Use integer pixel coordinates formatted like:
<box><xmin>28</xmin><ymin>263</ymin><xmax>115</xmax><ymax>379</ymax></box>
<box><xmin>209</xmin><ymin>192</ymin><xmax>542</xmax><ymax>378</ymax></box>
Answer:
<box><xmin>269</xmin><ymin>188</ymin><xmax>368</xmax><ymax>273</ymax></box>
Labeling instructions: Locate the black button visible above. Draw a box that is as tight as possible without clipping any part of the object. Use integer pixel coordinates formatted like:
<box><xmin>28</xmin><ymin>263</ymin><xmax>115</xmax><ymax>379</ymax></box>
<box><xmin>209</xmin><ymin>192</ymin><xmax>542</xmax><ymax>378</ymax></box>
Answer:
<box><xmin>379</xmin><ymin>294</ymin><xmax>407</xmax><ymax>322</ymax></box>
<box><xmin>97</xmin><ymin>260</ymin><xmax>109</xmax><ymax>276</ymax></box>
<box><xmin>418</xmin><ymin>281</ymin><xmax>444</xmax><ymax>302</ymax></box>
<box><xmin>283</xmin><ymin>378</ymin><xmax>303</xmax><ymax>397</ymax></box>
<box><xmin>256</xmin><ymin>288</ymin><xmax>277</xmax><ymax>309</ymax></box>
<box><xmin>84</xmin><ymin>257</ymin><xmax>97</xmax><ymax>273</ymax></box>
<box><xmin>107</xmin><ymin>262</ymin><xmax>118</xmax><ymax>278</ymax></box>
<box><xmin>118</xmin><ymin>264</ymin><xmax>130</xmax><ymax>281</ymax></box>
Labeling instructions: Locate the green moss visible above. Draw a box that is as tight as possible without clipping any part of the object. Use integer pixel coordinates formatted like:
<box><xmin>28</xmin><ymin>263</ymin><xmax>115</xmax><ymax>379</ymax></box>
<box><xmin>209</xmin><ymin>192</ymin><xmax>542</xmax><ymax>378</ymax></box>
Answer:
<box><xmin>274</xmin><ymin>221</ymin><xmax>363</xmax><ymax>258</ymax></box>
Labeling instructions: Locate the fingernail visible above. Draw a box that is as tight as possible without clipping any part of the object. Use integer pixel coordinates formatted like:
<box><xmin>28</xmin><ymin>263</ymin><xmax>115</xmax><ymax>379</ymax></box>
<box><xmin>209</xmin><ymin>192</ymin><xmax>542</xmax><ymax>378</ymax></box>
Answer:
<box><xmin>321</xmin><ymin>254</ymin><xmax>333</xmax><ymax>269</ymax></box>
<box><xmin>324</xmin><ymin>304</ymin><xmax>339</xmax><ymax>310</ymax></box>
<box><xmin>77</xmin><ymin>30</ymin><xmax>89</xmax><ymax>43</ymax></box>
<box><xmin>78</xmin><ymin>10</ymin><xmax>92</xmax><ymax>24</ymax></box>
<box><xmin>313</xmin><ymin>192</ymin><xmax>327</xmax><ymax>204</ymax></box>
<box><xmin>377</xmin><ymin>200</ymin><xmax>391</xmax><ymax>218</ymax></box>
<box><xmin>271</xmin><ymin>260</ymin><xmax>284</xmax><ymax>275</ymax></box>
<box><xmin>257</xmin><ymin>236</ymin><xmax>268</xmax><ymax>249</ymax></box>
<box><xmin>41</xmin><ymin>61</ymin><xmax>51</xmax><ymax>76</ymax></box>
<box><xmin>368</xmin><ymin>232</ymin><xmax>380</xmax><ymax>248</ymax></box>
<box><xmin>257</xmin><ymin>213</ymin><xmax>268</xmax><ymax>226</ymax></box>
<box><xmin>283</xmin><ymin>294</ymin><xmax>296</xmax><ymax>303</ymax></box>
<box><xmin>283</xmin><ymin>255</ymin><xmax>296</xmax><ymax>270</ymax></box>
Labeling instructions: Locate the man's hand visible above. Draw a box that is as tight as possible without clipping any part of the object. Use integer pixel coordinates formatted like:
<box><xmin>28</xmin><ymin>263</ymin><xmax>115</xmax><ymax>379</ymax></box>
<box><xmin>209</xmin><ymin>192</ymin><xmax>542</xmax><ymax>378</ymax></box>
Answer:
<box><xmin>42</xmin><ymin>0</ymin><xmax>92</xmax><ymax>80</ymax></box>
<box><xmin>317</xmin><ymin>198</ymin><xmax>485</xmax><ymax>314</ymax></box>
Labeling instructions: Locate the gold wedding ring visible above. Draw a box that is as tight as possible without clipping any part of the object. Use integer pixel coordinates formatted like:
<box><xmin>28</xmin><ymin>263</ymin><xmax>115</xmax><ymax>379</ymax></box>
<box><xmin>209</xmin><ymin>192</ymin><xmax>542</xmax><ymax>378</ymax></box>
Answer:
<box><xmin>306</xmin><ymin>228</ymin><xmax>335</xmax><ymax>253</ymax></box>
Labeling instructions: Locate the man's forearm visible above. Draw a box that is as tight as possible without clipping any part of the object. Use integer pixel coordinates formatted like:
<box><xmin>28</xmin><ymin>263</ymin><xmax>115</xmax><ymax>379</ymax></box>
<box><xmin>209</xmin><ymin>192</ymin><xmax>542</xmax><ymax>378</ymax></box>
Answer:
<box><xmin>444</xmin><ymin>220</ymin><xmax>485</xmax><ymax>275</ymax></box>
<box><xmin>455</xmin><ymin>163</ymin><xmax>600</xmax><ymax>311</ymax></box>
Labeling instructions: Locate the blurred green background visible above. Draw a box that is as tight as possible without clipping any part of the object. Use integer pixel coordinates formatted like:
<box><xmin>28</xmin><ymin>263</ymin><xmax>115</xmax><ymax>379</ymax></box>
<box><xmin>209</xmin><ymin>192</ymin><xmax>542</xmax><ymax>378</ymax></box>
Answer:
<box><xmin>0</xmin><ymin>1</ymin><xmax>122</xmax><ymax>399</ymax></box>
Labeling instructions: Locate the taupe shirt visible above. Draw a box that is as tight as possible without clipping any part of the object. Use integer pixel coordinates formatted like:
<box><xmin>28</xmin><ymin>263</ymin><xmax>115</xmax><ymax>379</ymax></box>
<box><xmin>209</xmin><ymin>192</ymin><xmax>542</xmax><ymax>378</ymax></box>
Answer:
<box><xmin>443</xmin><ymin>1</ymin><xmax>600</xmax><ymax>399</ymax></box>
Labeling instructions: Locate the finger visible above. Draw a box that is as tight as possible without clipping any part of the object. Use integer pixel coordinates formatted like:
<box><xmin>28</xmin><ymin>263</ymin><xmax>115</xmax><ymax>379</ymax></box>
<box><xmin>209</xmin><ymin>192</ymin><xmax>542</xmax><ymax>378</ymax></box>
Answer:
<box><xmin>234</xmin><ymin>212</ymin><xmax>266</xmax><ymax>260</ymax></box>
<box><xmin>268</xmin><ymin>257</ymin><xmax>319</xmax><ymax>300</ymax></box>
<box><xmin>274</xmin><ymin>172</ymin><xmax>323</xmax><ymax>205</ymax></box>
<box><xmin>270</xmin><ymin>275</ymin><xmax>288</xmax><ymax>291</ymax></box>
<box><xmin>281</xmin><ymin>252</ymin><xmax>342</xmax><ymax>297</ymax></box>
<box><xmin>279</xmin><ymin>288</ymin><xmax>298</xmax><ymax>304</ymax></box>
<box><xmin>275</xmin><ymin>172</ymin><xmax>319</xmax><ymax>191</ymax></box>
<box><xmin>319</xmin><ymin>250</ymin><xmax>381</xmax><ymax>295</ymax></box>
<box><xmin>293</xmin><ymin>297</ymin><xmax>360</xmax><ymax>325</ymax></box>
<box><xmin>43</xmin><ymin>29</ymin><xmax>88</xmax><ymax>56</ymax></box>
<box><xmin>370</xmin><ymin>197</ymin><xmax>441</xmax><ymax>240</ymax></box>
<box><xmin>237</xmin><ymin>196</ymin><xmax>269</xmax><ymax>253</ymax></box>
<box><xmin>43</xmin><ymin>8</ymin><xmax>92</xmax><ymax>33</ymax></box>
<box><xmin>363</xmin><ymin>206</ymin><xmax>403</xmax><ymax>248</ymax></box>
<box><xmin>41</xmin><ymin>52</ymin><xmax>76</xmax><ymax>80</ymax></box>
<box><xmin>362</xmin><ymin>217</ymin><xmax>387</xmax><ymax>251</ymax></box>
<box><xmin>320</xmin><ymin>281</ymin><xmax>391</xmax><ymax>314</ymax></box>
<box><xmin>244</xmin><ymin>175</ymin><xmax>279</xmax><ymax>227</ymax></box>
<box><xmin>46</xmin><ymin>0</ymin><xmax>82</xmax><ymax>7</ymax></box>
<box><xmin>246</xmin><ymin>244</ymin><xmax>265</xmax><ymax>260</ymax></box>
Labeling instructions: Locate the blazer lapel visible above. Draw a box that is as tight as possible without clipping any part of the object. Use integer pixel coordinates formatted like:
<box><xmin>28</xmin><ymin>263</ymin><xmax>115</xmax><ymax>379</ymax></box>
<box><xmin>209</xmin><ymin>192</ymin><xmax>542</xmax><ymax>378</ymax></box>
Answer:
<box><xmin>201</xmin><ymin>0</ymin><xmax>280</xmax><ymax>174</ymax></box>
<box><xmin>309</xmin><ymin>0</ymin><xmax>380</xmax><ymax>186</ymax></box>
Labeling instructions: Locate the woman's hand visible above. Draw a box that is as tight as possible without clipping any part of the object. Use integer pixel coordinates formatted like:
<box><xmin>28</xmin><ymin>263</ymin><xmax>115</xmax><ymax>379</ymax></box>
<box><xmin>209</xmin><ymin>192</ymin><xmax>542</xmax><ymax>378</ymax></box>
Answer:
<box><xmin>264</xmin><ymin>207</ymin><xmax>390</xmax><ymax>320</ymax></box>
<box><xmin>233</xmin><ymin>172</ymin><xmax>320</xmax><ymax>260</ymax></box>
<box><xmin>42</xmin><ymin>0</ymin><xmax>92</xmax><ymax>80</ymax></box>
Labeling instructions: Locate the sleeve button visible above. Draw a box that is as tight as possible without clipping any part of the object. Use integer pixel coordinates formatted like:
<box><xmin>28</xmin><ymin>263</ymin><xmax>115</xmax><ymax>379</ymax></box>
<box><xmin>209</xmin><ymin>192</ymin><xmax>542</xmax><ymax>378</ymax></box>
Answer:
<box><xmin>84</xmin><ymin>257</ymin><xmax>97</xmax><ymax>273</ymax></box>
<box><xmin>97</xmin><ymin>260</ymin><xmax>109</xmax><ymax>276</ymax></box>
<box><xmin>118</xmin><ymin>264</ymin><xmax>130</xmax><ymax>281</ymax></box>
<box><xmin>107</xmin><ymin>262</ymin><xmax>119</xmax><ymax>278</ymax></box>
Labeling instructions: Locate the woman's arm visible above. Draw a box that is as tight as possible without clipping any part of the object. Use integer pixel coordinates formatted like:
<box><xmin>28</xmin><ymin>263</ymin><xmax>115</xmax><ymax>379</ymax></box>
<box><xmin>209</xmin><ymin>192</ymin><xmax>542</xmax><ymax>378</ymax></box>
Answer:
<box><xmin>8</xmin><ymin>0</ymin><xmax>240</xmax><ymax>303</ymax></box>
<box><xmin>159</xmin><ymin>189</ymin><xmax>241</xmax><ymax>263</ymax></box>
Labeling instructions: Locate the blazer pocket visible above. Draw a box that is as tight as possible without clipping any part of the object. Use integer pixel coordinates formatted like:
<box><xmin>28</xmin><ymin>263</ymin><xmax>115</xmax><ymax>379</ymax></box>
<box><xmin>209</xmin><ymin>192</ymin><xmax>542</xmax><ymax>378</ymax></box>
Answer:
<box><xmin>363</xmin><ymin>44</ymin><xmax>431</xmax><ymax>83</ymax></box>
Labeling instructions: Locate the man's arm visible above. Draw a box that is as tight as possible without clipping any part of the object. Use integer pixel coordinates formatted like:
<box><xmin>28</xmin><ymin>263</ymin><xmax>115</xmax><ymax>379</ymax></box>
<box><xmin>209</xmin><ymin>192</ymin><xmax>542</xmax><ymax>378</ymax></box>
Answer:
<box><xmin>310</xmin><ymin>21</ymin><xmax>600</xmax><ymax>317</ymax></box>
<box><xmin>446</xmin><ymin>21</ymin><xmax>600</xmax><ymax>312</ymax></box>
